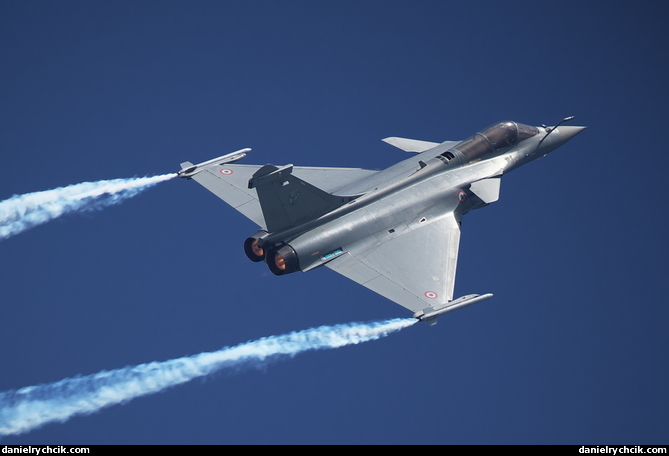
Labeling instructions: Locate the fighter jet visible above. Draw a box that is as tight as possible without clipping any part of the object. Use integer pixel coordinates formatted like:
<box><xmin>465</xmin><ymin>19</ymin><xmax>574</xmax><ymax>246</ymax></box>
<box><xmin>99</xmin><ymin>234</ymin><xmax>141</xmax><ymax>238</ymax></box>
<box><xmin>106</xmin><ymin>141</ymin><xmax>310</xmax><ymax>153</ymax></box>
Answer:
<box><xmin>178</xmin><ymin>118</ymin><xmax>585</xmax><ymax>325</ymax></box>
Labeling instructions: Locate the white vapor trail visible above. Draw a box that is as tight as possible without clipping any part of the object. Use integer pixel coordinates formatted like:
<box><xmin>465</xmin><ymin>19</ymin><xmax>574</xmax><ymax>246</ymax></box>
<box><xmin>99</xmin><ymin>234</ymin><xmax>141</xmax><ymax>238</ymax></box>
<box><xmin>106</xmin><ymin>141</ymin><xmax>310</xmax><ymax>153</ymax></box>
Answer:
<box><xmin>0</xmin><ymin>174</ymin><xmax>176</xmax><ymax>241</ymax></box>
<box><xmin>0</xmin><ymin>318</ymin><xmax>416</xmax><ymax>437</ymax></box>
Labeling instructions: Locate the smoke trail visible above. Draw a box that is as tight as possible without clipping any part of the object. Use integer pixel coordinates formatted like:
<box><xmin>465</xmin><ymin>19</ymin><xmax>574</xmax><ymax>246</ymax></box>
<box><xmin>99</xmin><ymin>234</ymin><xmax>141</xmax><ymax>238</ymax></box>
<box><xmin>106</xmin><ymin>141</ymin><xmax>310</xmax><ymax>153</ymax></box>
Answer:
<box><xmin>0</xmin><ymin>174</ymin><xmax>176</xmax><ymax>241</ymax></box>
<box><xmin>0</xmin><ymin>318</ymin><xmax>415</xmax><ymax>437</ymax></box>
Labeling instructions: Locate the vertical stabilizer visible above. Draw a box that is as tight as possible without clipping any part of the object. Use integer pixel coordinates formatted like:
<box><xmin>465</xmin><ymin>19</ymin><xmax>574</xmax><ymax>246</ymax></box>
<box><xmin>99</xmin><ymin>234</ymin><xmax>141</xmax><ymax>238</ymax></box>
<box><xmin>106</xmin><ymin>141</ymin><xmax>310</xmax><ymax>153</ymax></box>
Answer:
<box><xmin>249</xmin><ymin>165</ymin><xmax>349</xmax><ymax>232</ymax></box>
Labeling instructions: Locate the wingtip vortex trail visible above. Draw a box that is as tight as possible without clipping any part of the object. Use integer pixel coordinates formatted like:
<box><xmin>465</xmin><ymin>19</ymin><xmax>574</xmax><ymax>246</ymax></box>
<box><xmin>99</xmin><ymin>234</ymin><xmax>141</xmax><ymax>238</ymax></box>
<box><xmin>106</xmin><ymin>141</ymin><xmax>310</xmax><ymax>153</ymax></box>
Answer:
<box><xmin>0</xmin><ymin>317</ymin><xmax>415</xmax><ymax>437</ymax></box>
<box><xmin>0</xmin><ymin>173</ymin><xmax>177</xmax><ymax>241</ymax></box>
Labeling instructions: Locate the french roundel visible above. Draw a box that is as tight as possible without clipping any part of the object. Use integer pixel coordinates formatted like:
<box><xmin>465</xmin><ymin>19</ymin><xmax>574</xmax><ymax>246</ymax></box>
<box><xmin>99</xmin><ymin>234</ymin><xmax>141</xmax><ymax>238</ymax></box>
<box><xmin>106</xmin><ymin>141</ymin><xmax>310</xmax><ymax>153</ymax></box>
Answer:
<box><xmin>424</xmin><ymin>291</ymin><xmax>438</xmax><ymax>299</ymax></box>
<box><xmin>220</xmin><ymin>169</ymin><xmax>233</xmax><ymax>175</ymax></box>
<box><xmin>457</xmin><ymin>190</ymin><xmax>466</xmax><ymax>202</ymax></box>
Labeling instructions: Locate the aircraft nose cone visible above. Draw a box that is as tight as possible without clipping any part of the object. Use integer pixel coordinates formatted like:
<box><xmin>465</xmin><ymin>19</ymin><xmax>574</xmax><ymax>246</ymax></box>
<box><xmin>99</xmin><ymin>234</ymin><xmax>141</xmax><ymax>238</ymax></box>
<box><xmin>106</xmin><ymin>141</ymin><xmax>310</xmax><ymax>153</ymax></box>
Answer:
<box><xmin>535</xmin><ymin>124</ymin><xmax>586</xmax><ymax>156</ymax></box>
<box><xmin>556</xmin><ymin>125</ymin><xmax>586</xmax><ymax>142</ymax></box>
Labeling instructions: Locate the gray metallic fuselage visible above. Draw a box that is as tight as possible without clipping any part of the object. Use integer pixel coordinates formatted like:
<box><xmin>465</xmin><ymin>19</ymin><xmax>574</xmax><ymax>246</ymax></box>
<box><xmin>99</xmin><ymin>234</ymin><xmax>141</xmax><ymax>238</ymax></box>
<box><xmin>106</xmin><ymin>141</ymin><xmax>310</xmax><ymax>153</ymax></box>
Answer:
<box><xmin>262</xmin><ymin>123</ymin><xmax>585</xmax><ymax>273</ymax></box>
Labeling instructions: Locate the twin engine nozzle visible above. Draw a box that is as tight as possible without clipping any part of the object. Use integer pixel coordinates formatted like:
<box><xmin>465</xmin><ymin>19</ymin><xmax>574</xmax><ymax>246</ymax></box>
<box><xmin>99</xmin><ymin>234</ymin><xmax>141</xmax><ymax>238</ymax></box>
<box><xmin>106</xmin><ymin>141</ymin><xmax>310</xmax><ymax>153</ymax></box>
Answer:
<box><xmin>243</xmin><ymin>231</ymin><xmax>300</xmax><ymax>275</ymax></box>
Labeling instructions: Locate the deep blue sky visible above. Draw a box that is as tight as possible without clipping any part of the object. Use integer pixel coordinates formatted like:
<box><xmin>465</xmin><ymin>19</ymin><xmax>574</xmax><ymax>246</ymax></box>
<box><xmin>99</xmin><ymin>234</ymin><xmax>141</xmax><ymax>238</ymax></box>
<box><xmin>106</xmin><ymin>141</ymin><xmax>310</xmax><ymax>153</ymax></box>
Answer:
<box><xmin>1</xmin><ymin>1</ymin><xmax>668</xmax><ymax>444</ymax></box>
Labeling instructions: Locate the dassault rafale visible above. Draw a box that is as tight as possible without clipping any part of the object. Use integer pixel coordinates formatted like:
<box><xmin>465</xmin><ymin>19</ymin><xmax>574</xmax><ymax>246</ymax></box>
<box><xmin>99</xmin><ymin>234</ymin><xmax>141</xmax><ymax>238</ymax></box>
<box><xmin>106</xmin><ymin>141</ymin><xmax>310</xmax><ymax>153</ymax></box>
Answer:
<box><xmin>178</xmin><ymin>118</ymin><xmax>585</xmax><ymax>325</ymax></box>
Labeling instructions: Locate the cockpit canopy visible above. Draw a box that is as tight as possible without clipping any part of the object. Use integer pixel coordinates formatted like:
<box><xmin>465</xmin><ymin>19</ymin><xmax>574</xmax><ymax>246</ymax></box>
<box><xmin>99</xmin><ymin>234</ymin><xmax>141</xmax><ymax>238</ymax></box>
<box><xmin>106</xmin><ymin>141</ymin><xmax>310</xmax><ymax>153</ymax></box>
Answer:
<box><xmin>452</xmin><ymin>121</ymin><xmax>539</xmax><ymax>162</ymax></box>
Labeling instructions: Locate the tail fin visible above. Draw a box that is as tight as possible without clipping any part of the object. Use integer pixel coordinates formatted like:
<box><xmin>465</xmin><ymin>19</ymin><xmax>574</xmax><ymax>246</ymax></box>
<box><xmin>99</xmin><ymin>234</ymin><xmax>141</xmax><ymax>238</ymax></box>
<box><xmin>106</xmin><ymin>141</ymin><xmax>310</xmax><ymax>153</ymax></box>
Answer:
<box><xmin>249</xmin><ymin>164</ymin><xmax>349</xmax><ymax>232</ymax></box>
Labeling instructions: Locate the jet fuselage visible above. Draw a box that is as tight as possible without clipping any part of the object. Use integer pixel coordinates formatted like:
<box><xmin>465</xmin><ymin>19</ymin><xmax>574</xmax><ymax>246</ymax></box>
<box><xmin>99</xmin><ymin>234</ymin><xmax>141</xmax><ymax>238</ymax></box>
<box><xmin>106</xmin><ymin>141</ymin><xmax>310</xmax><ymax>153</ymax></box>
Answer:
<box><xmin>258</xmin><ymin>121</ymin><xmax>585</xmax><ymax>275</ymax></box>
